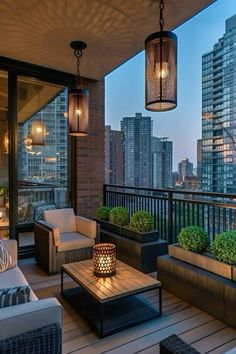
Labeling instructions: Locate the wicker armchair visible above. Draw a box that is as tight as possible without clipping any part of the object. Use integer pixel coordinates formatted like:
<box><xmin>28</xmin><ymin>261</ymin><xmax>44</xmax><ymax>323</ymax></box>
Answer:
<box><xmin>34</xmin><ymin>208</ymin><xmax>96</xmax><ymax>274</ymax></box>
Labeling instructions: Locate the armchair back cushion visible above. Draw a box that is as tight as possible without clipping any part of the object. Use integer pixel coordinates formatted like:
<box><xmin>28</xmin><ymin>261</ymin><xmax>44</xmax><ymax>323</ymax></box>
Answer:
<box><xmin>43</xmin><ymin>208</ymin><xmax>77</xmax><ymax>233</ymax></box>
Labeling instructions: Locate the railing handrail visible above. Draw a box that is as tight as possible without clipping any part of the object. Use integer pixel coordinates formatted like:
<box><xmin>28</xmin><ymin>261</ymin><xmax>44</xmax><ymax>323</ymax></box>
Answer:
<box><xmin>104</xmin><ymin>184</ymin><xmax>236</xmax><ymax>199</ymax></box>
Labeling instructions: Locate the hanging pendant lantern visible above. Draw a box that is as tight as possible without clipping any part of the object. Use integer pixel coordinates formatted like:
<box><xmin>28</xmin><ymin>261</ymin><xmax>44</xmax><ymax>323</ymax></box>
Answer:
<box><xmin>31</xmin><ymin>120</ymin><xmax>45</xmax><ymax>145</ymax></box>
<box><xmin>145</xmin><ymin>0</ymin><xmax>177</xmax><ymax>112</ymax></box>
<box><xmin>68</xmin><ymin>41</ymin><xmax>89</xmax><ymax>136</ymax></box>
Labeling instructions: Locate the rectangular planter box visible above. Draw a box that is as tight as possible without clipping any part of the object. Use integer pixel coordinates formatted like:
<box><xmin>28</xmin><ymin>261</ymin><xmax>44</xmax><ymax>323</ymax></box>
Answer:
<box><xmin>96</xmin><ymin>220</ymin><xmax>121</xmax><ymax>235</ymax></box>
<box><xmin>169</xmin><ymin>244</ymin><xmax>236</xmax><ymax>281</ymax></box>
<box><xmin>96</xmin><ymin>220</ymin><xmax>159</xmax><ymax>243</ymax></box>
<box><xmin>120</xmin><ymin>227</ymin><xmax>159</xmax><ymax>243</ymax></box>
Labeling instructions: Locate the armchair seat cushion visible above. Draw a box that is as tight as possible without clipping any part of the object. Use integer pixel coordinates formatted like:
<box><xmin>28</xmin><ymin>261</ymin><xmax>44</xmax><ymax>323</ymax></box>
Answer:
<box><xmin>57</xmin><ymin>232</ymin><xmax>95</xmax><ymax>253</ymax></box>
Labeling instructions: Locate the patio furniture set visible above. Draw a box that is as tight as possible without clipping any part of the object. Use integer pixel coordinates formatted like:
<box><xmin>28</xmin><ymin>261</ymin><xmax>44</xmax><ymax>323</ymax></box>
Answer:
<box><xmin>1</xmin><ymin>207</ymin><xmax>236</xmax><ymax>353</ymax></box>
<box><xmin>0</xmin><ymin>208</ymin><xmax>166</xmax><ymax>353</ymax></box>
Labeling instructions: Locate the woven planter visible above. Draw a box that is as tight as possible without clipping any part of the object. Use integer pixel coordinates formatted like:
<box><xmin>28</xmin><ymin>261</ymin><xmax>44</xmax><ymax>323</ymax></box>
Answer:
<box><xmin>169</xmin><ymin>244</ymin><xmax>236</xmax><ymax>281</ymax></box>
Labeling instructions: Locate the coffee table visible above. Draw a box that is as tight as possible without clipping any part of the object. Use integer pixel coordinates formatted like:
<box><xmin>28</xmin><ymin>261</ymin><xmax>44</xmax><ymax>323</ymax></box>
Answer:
<box><xmin>61</xmin><ymin>259</ymin><xmax>162</xmax><ymax>337</ymax></box>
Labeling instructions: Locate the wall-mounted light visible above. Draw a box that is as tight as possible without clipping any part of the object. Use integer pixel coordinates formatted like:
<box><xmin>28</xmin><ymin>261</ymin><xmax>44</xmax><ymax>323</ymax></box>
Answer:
<box><xmin>68</xmin><ymin>41</ymin><xmax>89</xmax><ymax>136</ymax></box>
<box><xmin>3</xmin><ymin>132</ymin><xmax>9</xmax><ymax>154</ymax></box>
<box><xmin>145</xmin><ymin>0</ymin><xmax>177</xmax><ymax>111</ymax></box>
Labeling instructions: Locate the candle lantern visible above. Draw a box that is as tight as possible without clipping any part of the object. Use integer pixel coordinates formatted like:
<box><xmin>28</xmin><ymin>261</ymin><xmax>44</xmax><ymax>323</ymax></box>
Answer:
<box><xmin>93</xmin><ymin>243</ymin><xmax>116</xmax><ymax>277</ymax></box>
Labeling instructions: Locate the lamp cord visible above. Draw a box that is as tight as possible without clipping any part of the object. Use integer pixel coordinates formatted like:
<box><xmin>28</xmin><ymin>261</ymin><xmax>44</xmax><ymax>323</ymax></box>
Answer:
<box><xmin>74</xmin><ymin>48</ymin><xmax>83</xmax><ymax>87</ymax></box>
<box><xmin>159</xmin><ymin>0</ymin><xmax>164</xmax><ymax>31</ymax></box>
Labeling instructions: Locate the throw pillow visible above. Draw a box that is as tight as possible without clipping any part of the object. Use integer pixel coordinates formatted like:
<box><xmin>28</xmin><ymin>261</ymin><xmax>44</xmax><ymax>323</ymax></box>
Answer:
<box><xmin>0</xmin><ymin>286</ymin><xmax>30</xmax><ymax>308</ymax></box>
<box><xmin>0</xmin><ymin>239</ymin><xmax>16</xmax><ymax>273</ymax></box>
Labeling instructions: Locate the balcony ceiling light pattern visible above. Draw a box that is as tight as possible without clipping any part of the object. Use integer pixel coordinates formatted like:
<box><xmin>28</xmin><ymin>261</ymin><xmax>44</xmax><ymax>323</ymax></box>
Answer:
<box><xmin>0</xmin><ymin>0</ymin><xmax>215</xmax><ymax>79</ymax></box>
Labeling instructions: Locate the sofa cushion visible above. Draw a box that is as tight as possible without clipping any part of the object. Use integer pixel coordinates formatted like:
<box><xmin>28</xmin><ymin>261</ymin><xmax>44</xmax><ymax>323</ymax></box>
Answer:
<box><xmin>0</xmin><ymin>239</ymin><xmax>15</xmax><ymax>273</ymax></box>
<box><xmin>0</xmin><ymin>266</ymin><xmax>37</xmax><ymax>301</ymax></box>
<box><xmin>0</xmin><ymin>286</ymin><xmax>30</xmax><ymax>308</ymax></box>
<box><xmin>57</xmin><ymin>232</ymin><xmax>95</xmax><ymax>253</ymax></box>
<box><xmin>44</xmin><ymin>208</ymin><xmax>77</xmax><ymax>233</ymax></box>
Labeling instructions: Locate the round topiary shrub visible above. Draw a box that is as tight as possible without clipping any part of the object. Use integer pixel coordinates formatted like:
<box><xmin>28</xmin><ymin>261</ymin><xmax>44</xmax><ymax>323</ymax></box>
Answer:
<box><xmin>95</xmin><ymin>206</ymin><xmax>111</xmax><ymax>221</ymax></box>
<box><xmin>211</xmin><ymin>231</ymin><xmax>236</xmax><ymax>264</ymax></box>
<box><xmin>177</xmin><ymin>225</ymin><xmax>208</xmax><ymax>252</ymax></box>
<box><xmin>130</xmin><ymin>210</ymin><xmax>154</xmax><ymax>233</ymax></box>
<box><xmin>109</xmin><ymin>207</ymin><xmax>129</xmax><ymax>226</ymax></box>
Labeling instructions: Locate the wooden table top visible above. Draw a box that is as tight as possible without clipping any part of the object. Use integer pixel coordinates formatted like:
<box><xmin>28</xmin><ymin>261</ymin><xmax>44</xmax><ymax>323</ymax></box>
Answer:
<box><xmin>62</xmin><ymin>259</ymin><xmax>161</xmax><ymax>303</ymax></box>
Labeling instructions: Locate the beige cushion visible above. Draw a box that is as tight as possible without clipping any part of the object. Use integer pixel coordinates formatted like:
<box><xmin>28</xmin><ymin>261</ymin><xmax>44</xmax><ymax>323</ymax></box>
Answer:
<box><xmin>75</xmin><ymin>216</ymin><xmax>96</xmax><ymax>239</ymax></box>
<box><xmin>57</xmin><ymin>232</ymin><xmax>95</xmax><ymax>253</ymax></box>
<box><xmin>0</xmin><ymin>266</ymin><xmax>37</xmax><ymax>301</ymax></box>
<box><xmin>43</xmin><ymin>208</ymin><xmax>77</xmax><ymax>233</ymax></box>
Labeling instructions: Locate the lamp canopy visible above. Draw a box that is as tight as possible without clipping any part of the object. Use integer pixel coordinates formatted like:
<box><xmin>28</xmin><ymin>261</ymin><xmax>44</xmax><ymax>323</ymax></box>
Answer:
<box><xmin>145</xmin><ymin>0</ymin><xmax>177</xmax><ymax>112</ymax></box>
<box><xmin>68</xmin><ymin>40</ymin><xmax>89</xmax><ymax>136</ymax></box>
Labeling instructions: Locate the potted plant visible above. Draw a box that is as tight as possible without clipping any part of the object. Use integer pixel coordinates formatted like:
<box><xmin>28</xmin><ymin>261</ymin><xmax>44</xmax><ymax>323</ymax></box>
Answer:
<box><xmin>0</xmin><ymin>186</ymin><xmax>7</xmax><ymax>207</ymax></box>
<box><xmin>121</xmin><ymin>210</ymin><xmax>159</xmax><ymax>242</ymax></box>
<box><xmin>95</xmin><ymin>206</ymin><xmax>129</xmax><ymax>234</ymax></box>
<box><xmin>169</xmin><ymin>226</ymin><xmax>236</xmax><ymax>281</ymax></box>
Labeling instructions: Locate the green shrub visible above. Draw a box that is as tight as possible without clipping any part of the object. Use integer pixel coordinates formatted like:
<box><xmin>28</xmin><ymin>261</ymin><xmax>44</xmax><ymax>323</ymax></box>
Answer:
<box><xmin>130</xmin><ymin>210</ymin><xmax>154</xmax><ymax>233</ymax></box>
<box><xmin>95</xmin><ymin>206</ymin><xmax>111</xmax><ymax>221</ymax></box>
<box><xmin>0</xmin><ymin>186</ymin><xmax>6</xmax><ymax>196</ymax></box>
<box><xmin>177</xmin><ymin>226</ymin><xmax>208</xmax><ymax>252</ymax></box>
<box><xmin>109</xmin><ymin>207</ymin><xmax>129</xmax><ymax>226</ymax></box>
<box><xmin>211</xmin><ymin>231</ymin><xmax>236</xmax><ymax>264</ymax></box>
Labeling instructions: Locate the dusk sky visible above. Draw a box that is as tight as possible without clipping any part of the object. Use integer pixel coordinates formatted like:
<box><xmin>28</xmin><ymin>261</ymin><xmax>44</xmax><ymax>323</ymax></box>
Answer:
<box><xmin>105</xmin><ymin>0</ymin><xmax>236</xmax><ymax>170</ymax></box>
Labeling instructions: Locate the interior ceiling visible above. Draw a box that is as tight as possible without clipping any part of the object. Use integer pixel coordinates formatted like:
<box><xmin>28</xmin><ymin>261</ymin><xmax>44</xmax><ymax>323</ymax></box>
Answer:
<box><xmin>0</xmin><ymin>0</ymin><xmax>216</xmax><ymax>80</ymax></box>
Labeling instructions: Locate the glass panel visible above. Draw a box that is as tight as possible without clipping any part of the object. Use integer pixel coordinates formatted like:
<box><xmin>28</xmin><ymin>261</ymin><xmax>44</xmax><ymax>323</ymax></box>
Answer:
<box><xmin>0</xmin><ymin>70</ymin><xmax>9</xmax><ymax>239</ymax></box>
<box><xmin>17</xmin><ymin>76</ymin><xmax>69</xmax><ymax>226</ymax></box>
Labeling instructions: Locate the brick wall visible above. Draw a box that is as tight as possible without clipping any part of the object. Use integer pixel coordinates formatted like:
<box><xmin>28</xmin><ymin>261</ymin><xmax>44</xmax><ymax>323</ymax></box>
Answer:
<box><xmin>75</xmin><ymin>77</ymin><xmax>105</xmax><ymax>218</ymax></box>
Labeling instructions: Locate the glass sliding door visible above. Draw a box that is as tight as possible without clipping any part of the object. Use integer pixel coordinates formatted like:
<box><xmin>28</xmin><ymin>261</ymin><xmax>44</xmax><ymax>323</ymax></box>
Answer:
<box><xmin>0</xmin><ymin>70</ymin><xmax>9</xmax><ymax>239</ymax></box>
<box><xmin>16</xmin><ymin>76</ymin><xmax>69</xmax><ymax>246</ymax></box>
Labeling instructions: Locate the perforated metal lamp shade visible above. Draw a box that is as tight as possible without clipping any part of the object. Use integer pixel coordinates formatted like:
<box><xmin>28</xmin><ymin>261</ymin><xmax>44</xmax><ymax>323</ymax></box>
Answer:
<box><xmin>68</xmin><ymin>88</ymin><xmax>89</xmax><ymax>136</ymax></box>
<box><xmin>145</xmin><ymin>31</ymin><xmax>177</xmax><ymax>112</ymax></box>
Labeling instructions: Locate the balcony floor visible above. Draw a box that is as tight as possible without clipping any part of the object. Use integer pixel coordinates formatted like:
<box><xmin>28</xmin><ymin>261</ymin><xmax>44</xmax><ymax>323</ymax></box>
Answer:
<box><xmin>19</xmin><ymin>258</ymin><xmax>236</xmax><ymax>354</ymax></box>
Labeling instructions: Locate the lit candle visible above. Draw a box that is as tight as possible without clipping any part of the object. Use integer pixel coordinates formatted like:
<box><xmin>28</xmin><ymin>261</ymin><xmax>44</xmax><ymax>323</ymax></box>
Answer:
<box><xmin>0</xmin><ymin>212</ymin><xmax>2</xmax><ymax>220</ymax></box>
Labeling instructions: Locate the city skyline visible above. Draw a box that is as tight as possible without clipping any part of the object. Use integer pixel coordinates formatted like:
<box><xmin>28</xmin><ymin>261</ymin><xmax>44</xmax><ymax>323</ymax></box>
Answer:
<box><xmin>105</xmin><ymin>0</ymin><xmax>236</xmax><ymax>170</ymax></box>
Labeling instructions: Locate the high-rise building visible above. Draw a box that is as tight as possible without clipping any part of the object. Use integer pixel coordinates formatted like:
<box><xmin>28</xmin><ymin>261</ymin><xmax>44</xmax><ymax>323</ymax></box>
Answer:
<box><xmin>178</xmin><ymin>158</ymin><xmax>194</xmax><ymax>182</ymax></box>
<box><xmin>105</xmin><ymin>125</ymin><xmax>123</xmax><ymax>185</ymax></box>
<box><xmin>202</xmin><ymin>15</ymin><xmax>236</xmax><ymax>193</ymax></box>
<box><xmin>197</xmin><ymin>139</ymin><xmax>202</xmax><ymax>179</ymax></box>
<box><xmin>121</xmin><ymin>113</ymin><xmax>153</xmax><ymax>187</ymax></box>
<box><xmin>152</xmin><ymin>137</ymin><xmax>173</xmax><ymax>188</ymax></box>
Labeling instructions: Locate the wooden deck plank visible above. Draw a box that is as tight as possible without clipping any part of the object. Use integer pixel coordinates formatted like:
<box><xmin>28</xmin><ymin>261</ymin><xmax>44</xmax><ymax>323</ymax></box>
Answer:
<box><xmin>191</xmin><ymin>327</ymin><xmax>236</xmax><ymax>353</ymax></box>
<box><xmin>208</xmin><ymin>339</ymin><xmax>236</xmax><ymax>354</ymax></box>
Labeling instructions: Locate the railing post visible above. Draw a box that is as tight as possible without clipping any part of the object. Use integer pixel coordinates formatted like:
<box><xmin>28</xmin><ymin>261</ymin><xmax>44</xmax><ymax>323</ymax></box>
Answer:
<box><xmin>103</xmin><ymin>184</ymin><xmax>107</xmax><ymax>206</ymax></box>
<box><xmin>168</xmin><ymin>191</ymin><xmax>173</xmax><ymax>244</ymax></box>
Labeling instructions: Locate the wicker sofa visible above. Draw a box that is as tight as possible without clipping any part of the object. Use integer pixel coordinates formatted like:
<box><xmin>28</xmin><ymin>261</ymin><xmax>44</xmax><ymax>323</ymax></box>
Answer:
<box><xmin>0</xmin><ymin>240</ymin><xmax>62</xmax><ymax>354</ymax></box>
<box><xmin>34</xmin><ymin>208</ymin><xmax>97</xmax><ymax>274</ymax></box>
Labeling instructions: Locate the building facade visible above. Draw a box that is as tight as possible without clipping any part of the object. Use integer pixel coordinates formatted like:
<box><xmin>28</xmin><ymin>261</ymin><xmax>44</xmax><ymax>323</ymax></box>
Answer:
<box><xmin>105</xmin><ymin>125</ymin><xmax>123</xmax><ymax>185</ymax></box>
<box><xmin>178</xmin><ymin>158</ymin><xmax>194</xmax><ymax>182</ymax></box>
<box><xmin>202</xmin><ymin>15</ymin><xmax>236</xmax><ymax>193</ymax></box>
<box><xmin>152</xmin><ymin>137</ymin><xmax>173</xmax><ymax>188</ymax></box>
<box><xmin>121</xmin><ymin>113</ymin><xmax>153</xmax><ymax>187</ymax></box>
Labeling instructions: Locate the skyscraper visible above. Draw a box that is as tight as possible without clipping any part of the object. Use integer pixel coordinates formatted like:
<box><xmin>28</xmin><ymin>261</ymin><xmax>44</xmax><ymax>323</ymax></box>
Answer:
<box><xmin>197</xmin><ymin>139</ymin><xmax>202</xmax><ymax>179</ymax></box>
<box><xmin>178</xmin><ymin>158</ymin><xmax>193</xmax><ymax>182</ymax></box>
<box><xmin>202</xmin><ymin>15</ymin><xmax>236</xmax><ymax>193</ymax></box>
<box><xmin>121</xmin><ymin>113</ymin><xmax>153</xmax><ymax>187</ymax></box>
<box><xmin>105</xmin><ymin>125</ymin><xmax>124</xmax><ymax>185</ymax></box>
<box><xmin>152</xmin><ymin>137</ymin><xmax>173</xmax><ymax>188</ymax></box>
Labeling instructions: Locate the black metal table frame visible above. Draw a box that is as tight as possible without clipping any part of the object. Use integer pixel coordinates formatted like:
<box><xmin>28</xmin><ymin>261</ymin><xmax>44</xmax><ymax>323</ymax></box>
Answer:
<box><xmin>61</xmin><ymin>267</ymin><xmax>162</xmax><ymax>338</ymax></box>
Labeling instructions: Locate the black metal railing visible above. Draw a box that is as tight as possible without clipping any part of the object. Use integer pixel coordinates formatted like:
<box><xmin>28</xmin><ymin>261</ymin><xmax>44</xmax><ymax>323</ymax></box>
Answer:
<box><xmin>104</xmin><ymin>184</ymin><xmax>236</xmax><ymax>244</ymax></box>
